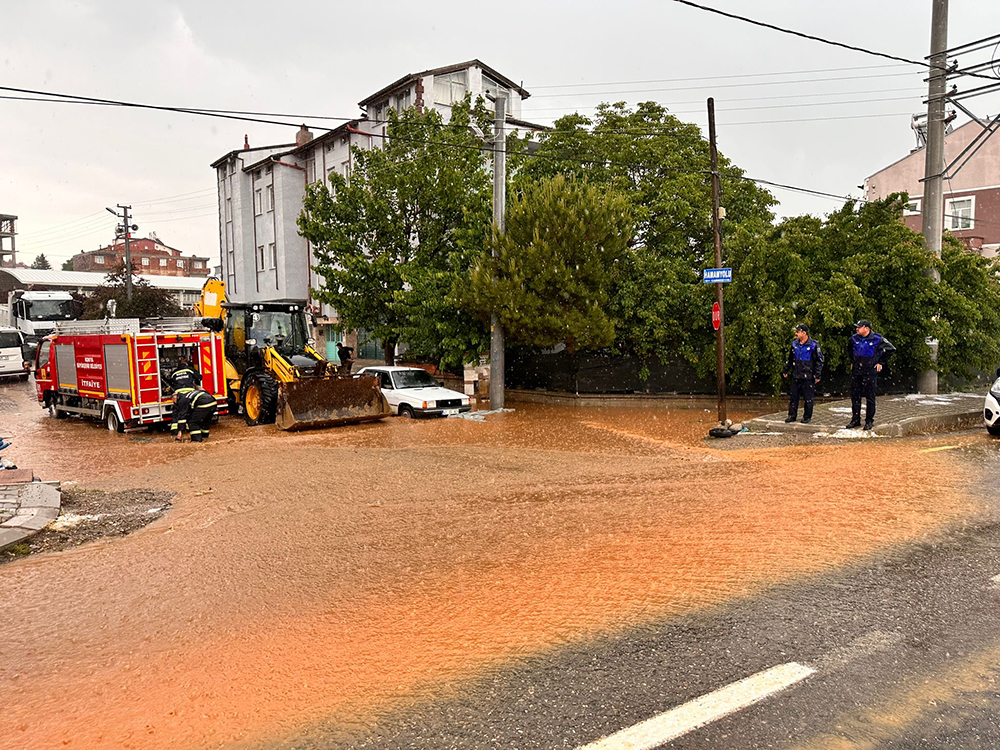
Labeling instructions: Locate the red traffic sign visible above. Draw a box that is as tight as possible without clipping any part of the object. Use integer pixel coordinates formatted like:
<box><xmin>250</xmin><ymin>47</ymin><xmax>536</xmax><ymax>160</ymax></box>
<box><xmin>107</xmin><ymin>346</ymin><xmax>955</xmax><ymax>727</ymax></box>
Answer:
<box><xmin>712</xmin><ymin>302</ymin><xmax>721</xmax><ymax>330</ymax></box>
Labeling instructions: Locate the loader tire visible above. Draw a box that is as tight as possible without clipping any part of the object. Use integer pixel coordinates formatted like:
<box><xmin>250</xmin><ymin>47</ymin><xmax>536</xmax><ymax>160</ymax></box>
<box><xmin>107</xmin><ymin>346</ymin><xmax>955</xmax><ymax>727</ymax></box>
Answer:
<box><xmin>242</xmin><ymin>371</ymin><xmax>278</xmax><ymax>426</ymax></box>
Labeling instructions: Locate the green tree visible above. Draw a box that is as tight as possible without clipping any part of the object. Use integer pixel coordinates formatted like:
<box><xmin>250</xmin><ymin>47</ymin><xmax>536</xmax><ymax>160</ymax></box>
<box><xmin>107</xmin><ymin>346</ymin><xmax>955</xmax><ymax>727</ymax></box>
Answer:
<box><xmin>462</xmin><ymin>176</ymin><xmax>633</xmax><ymax>351</ymax></box>
<box><xmin>82</xmin><ymin>261</ymin><xmax>183</xmax><ymax>319</ymax></box>
<box><xmin>31</xmin><ymin>254</ymin><xmax>52</xmax><ymax>270</ymax></box>
<box><xmin>61</xmin><ymin>258</ymin><xmax>75</xmax><ymax>271</ymax></box>
<box><xmin>300</xmin><ymin>99</ymin><xmax>493</xmax><ymax>367</ymax></box>
<box><xmin>510</xmin><ymin>102</ymin><xmax>776</xmax><ymax>371</ymax></box>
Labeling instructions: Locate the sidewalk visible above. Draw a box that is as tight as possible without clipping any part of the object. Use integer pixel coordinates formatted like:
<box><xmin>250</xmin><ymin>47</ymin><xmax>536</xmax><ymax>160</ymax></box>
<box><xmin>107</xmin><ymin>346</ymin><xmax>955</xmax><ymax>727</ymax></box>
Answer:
<box><xmin>745</xmin><ymin>392</ymin><xmax>984</xmax><ymax>438</ymax></box>
<box><xmin>0</xmin><ymin>475</ymin><xmax>61</xmax><ymax>553</ymax></box>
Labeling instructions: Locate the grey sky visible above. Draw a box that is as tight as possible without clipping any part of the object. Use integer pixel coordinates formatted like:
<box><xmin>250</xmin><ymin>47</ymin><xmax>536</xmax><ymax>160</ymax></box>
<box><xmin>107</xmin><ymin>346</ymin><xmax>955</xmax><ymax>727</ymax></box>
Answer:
<box><xmin>2</xmin><ymin>0</ymin><xmax>998</xmax><ymax>268</ymax></box>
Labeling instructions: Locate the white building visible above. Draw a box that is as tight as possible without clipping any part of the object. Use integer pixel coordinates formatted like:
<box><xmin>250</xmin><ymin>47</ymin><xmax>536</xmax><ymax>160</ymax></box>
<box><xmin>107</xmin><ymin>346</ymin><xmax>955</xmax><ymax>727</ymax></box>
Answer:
<box><xmin>0</xmin><ymin>268</ymin><xmax>210</xmax><ymax>309</ymax></box>
<box><xmin>211</xmin><ymin>60</ymin><xmax>539</xmax><ymax>358</ymax></box>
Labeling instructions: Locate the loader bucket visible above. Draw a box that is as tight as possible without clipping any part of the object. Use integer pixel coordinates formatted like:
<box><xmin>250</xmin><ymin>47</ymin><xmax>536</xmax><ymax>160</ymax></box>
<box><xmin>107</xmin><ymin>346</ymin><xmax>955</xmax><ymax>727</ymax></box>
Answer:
<box><xmin>274</xmin><ymin>375</ymin><xmax>391</xmax><ymax>431</ymax></box>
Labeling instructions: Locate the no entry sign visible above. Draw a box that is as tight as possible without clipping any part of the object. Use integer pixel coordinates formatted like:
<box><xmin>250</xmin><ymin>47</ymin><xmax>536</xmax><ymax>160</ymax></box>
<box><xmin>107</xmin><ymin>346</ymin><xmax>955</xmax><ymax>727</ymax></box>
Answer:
<box><xmin>712</xmin><ymin>302</ymin><xmax>721</xmax><ymax>330</ymax></box>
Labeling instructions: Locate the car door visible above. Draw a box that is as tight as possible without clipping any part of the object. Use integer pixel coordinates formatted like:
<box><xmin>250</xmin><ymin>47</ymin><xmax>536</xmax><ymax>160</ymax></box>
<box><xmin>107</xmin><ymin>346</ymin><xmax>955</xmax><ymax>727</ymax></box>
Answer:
<box><xmin>375</xmin><ymin>371</ymin><xmax>401</xmax><ymax>412</ymax></box>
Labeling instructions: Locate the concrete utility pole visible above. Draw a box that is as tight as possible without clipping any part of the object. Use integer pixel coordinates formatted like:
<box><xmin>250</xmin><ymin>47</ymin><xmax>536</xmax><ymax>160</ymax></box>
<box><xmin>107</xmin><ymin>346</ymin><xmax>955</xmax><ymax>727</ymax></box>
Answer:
<box><xmin>918</xmin><ymin>0</ymin><xmax>949</xmax><ymax>395</ymax></box>
<box><xmin>490</xmin><ymin>94</ymin><xmax>507</xmax><ymax>409</ymax></box>
<box><xmin>708</xmin><ymin>98</ymin><xmax>727</xmax><ymax>425</ymax></box>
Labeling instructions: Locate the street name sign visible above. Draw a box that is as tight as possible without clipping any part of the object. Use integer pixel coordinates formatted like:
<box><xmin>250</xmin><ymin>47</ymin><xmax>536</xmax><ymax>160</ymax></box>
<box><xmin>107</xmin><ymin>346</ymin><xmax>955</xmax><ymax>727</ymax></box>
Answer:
<box><xmin>703</xmin><ymin>267</ymin><xmax>732</xmax><ymax>283</ymax></box>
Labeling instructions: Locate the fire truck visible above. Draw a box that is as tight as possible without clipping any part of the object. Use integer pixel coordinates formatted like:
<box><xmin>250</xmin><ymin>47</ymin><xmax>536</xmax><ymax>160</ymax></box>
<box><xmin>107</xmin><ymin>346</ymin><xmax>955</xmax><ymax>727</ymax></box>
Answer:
<box><xmin>33</xmin><ymin>318</ymin><xmax>227</xmax><ymax>432</ymax></box>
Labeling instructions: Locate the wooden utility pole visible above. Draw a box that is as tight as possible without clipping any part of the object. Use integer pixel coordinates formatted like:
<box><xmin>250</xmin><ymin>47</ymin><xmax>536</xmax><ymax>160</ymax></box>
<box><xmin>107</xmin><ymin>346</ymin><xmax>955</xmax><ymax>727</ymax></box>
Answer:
<box><xmin>490</xmin><ymin>95</ymin><xmax>507</xmax><ymax>409</ymax></box>
<box><xmin>708</xmin><ymin>98</ymin><xmax>726</xmax><ymax>424</ymax></box>
<box><xmin>918</xmin><ymin>0</ymin><xmax>949</xmax><ymax>394</ymax></box>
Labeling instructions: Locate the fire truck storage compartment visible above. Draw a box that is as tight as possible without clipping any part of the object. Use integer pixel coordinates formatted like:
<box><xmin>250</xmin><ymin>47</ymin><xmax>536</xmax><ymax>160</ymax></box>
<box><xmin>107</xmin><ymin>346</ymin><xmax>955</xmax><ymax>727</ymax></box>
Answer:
<box><xmin>55</xmin><ymin>341</ymin><xmax>77</xmax><ymax>391</ymax></box>
<box><xmin>104</xmin><ymin>344</ymin><xmax>130</xmax><ymax>395</ymax></box>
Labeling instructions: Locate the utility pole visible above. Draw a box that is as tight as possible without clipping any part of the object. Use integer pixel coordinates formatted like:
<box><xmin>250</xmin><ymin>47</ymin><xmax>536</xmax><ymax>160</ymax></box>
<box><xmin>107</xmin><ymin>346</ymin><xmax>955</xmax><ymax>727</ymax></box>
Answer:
<box><xmin>708</xmin><ymin>98</ymin><xmax>727</xmax><ymax>425</ymax></box>
<box><xmin>918</xmin><ymin>0</ymin><xmax>948</xmax><ymax>394</ymax></box>
<box><xmin>106</xmin><ymin>204</ymin><xmax>136</xmax><ymax>301</ymax></box>
<box><xmin>490</xmin><ymin>94</ymin><xmax>507</xmax><ymax>409</ymax></box>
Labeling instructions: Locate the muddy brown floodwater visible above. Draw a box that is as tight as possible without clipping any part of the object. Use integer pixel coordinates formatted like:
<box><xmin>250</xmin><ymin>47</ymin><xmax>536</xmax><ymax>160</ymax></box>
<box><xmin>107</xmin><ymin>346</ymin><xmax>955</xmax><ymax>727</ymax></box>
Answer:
<box><xmin>0</xmin><ymin>382</ymin><xmax>981</xmax><ymax>749</ymax></box>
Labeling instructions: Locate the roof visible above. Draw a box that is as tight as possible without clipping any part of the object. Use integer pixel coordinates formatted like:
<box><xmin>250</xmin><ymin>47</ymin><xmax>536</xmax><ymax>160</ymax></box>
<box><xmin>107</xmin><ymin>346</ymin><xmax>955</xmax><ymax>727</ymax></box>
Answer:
<box><xmin>864</xmin><ymin>118</ymin><xmax>982</xmax><ymax>182</ymax></box>
<box><xmin>209</xmin><ymin>143</ymin><xmax>297</xmax><ymax>169</ymax></box>
<box><xmin>0</xmin><ymin>268</ymin><xmax>209</xmax><ymax>291</ymax></box>
<box><xmin>358</xmin><ymin>59</ymin><xmax>530</xmax><ymax>108</ymax></box>
<box><xmin>289</xmin><ymin>120</ymin><xmax>361</xmax><ymax>158</ymax></box>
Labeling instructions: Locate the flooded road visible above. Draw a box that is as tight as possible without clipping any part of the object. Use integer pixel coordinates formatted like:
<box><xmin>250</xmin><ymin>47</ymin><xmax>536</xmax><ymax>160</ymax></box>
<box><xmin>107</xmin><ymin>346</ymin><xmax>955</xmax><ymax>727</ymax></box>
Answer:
<box><xmin>0</xmin><ymin>382</ymin><xmax>985</xmax><ymax>749</ymax></box>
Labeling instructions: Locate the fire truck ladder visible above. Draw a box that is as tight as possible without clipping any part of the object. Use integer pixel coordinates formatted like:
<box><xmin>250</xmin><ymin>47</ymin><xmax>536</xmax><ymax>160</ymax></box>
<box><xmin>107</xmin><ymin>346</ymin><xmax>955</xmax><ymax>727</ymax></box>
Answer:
<box><xmin>54</xmin><ymin>319</ymin><xmax>141</xmax><ymax>335</ymax></box>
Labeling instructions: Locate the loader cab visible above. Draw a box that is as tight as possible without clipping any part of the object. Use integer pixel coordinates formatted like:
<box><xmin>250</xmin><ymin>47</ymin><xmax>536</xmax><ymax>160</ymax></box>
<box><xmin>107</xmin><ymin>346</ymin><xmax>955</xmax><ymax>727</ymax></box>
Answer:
<box><xmin>222</xmin><ymin>302</ymin><xmax>314</xmax><ymax>375</ymax></box>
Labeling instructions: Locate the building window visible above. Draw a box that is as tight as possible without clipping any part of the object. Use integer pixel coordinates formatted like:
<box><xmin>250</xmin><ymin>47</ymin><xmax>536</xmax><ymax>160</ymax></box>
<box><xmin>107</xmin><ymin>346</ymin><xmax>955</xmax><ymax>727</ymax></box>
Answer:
<box><xmin>342</xmin><ymin>161</ymin><xmax>351</xmax><ymax>180</ymax></box>
<box><xmin>159</xmin><ymin>258</ymin><xmax>167</xmax><ymax>267</ymax></box>
<box><xmin>306</xmin><ymin>158</ymin><xmax>316</xmax><ymax>184</ymax></box>
<box><xmin>433</xmin><ymin>70</ymin><xmax>467</xmax><ymax>105</ymax></box>
<box><xmin>267</xmin><ymin>184</ymin><xmax>274</xmax><ymax>212</ymax></box>
<box><xmin>946</xmin><ymin>196</ymin><xmax>974</xmax><ymax>230</ymax></box>
<box><xmin>141</xmin><ymin>257</ymin><xmax>150</xmax><ymax>266</ymax></box>
<box><xmin>269</xmin><ymin>242</ymin><xmax>277</xmax><ymax>269</ymax></box>
<box><xmin>226</xmin><ymin>197</ymin><xmax>232</xmax><ymax>221</ymax></box>
<box><xmin>254</xmin><ymin>189</ymin><xmax>263</xmax><ymax>215</ymax></box>
<box><xmin>483</xmin><ymin>74</ymin><xmax>510</xmax><ymax>101</ymax></box>
<box><xmin>396</xmin><ymin>89</ymin><xmax>412</xmax><ymax>111</ymax></box>
<box><xmin>178</xmin><ymin>260</ymin><xmax>185</xmax><ymax>269</ymax></box>
<box><xmin>194</xmin><ymin>260</ymin><xmax>203</xmax><ymax>268</ymax></box>
<box><xmin>374</xmin><ymin>103</ymin><xmax>386</xmax><ymax>122</ymax></box>
<box><xmin>94</xmin><ymin>255</ymin><xmax>105</xmax><ymax>265</ymax></box>
<box><xmin>903</xmin><ymin>199</ymin><xmax>921</xmax><ymax>216</ymax></box>
<box><xmin>257</xmin><ymin>246</ymin><xmax>265</xmax><ymax>269</ymax></box>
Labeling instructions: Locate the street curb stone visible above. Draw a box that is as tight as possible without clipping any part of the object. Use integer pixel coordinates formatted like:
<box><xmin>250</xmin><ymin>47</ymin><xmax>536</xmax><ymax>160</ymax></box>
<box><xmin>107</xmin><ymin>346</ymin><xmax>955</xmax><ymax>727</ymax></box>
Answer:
<box><xmin>0</xmin><ymin>482</ymin><xmax>62</xmax><ymax>553</ymax></box>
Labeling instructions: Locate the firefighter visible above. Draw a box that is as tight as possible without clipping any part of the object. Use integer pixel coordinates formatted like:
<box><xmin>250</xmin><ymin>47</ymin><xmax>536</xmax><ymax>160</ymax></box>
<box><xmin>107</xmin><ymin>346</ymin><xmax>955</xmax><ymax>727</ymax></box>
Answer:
<box><xmin>168</xmin><ymin>357</ymin><xmax>201</xmax><ymax>391</ymax></box>
<box><xmin>846</xmin><ymin>319</ymin><xmax>893</xmax><ymax>431</ymax></box>
<box><xmin>172</xmin><ymin>387</ymin><xmax>217</xmax><ymax>442</ymax></box>
<box><xmin>782</xmin><ymin>323</ymin><xmax>824</xmax><ymax>424</ymax></box>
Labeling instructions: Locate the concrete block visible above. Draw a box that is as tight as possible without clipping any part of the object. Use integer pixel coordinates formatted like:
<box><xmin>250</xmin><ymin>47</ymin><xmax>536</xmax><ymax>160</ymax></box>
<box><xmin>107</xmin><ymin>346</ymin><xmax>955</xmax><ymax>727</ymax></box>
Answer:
<box><xmin>0</xmin><ymin>469</ymin><xmax>36</xmax><ymax>485</ymax></box>
<box><xmin>18</xmin><ymin>485</ymin><xmax>60</xmax><ymax>510</ymax></box>
<box><xmin>0</xmin><ymin>527</ymin><xmax>29</xmax><ymax>552</ymax></box>
<box><xmin>3</xmin><ymin>507</ymin><xmax>57</xmax><ymax>531</ymax></box>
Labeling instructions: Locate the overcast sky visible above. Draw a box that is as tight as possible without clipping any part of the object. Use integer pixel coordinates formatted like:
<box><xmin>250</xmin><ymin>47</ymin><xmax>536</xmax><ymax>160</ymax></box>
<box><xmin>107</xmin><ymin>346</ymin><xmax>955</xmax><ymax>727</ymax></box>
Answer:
<box><xmin>2</xmin><ymin>0</ymin><xmax>999</xmax><ymax>268</ymax></box>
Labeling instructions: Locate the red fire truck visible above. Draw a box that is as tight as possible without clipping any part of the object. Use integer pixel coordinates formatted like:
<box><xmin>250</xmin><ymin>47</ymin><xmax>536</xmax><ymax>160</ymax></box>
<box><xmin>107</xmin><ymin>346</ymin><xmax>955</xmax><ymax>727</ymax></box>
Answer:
<box><xmin>33</xmin><ymin>318</ymin><xmax>228</xmax><ymax>432</ymax></box>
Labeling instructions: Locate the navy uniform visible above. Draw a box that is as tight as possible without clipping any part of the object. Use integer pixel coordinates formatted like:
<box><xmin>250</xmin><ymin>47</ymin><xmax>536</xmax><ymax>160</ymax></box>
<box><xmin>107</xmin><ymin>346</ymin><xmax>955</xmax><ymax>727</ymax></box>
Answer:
<box><xmin>783</xmin><ymin>324</ymin><xmax>824</xmax><ymax>423</ymax></box>
<box><xmin>172</xmin><ymin>387</ymin><xmax>218</xmax><ymax>442</ymax></box>
<box><xmin>169</xmin><ymin>362</ymin><xmax>201</xmax><ymax>391</ymax></box>
<box><xmin>847</xmin><ymin>319</ymin><xmax>892</xmax><ymax>431</ymax></box>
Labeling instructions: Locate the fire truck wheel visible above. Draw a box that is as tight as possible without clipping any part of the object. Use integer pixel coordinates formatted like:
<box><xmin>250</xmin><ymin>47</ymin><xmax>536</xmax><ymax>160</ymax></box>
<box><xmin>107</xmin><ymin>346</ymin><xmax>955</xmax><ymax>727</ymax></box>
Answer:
<box><xmin>47</xmin><ymin>399</ymin><xmax>67</xmax><ymax>420</ymax></box>
<box><xmin>105</xmin><ymin>409</ymin><xmax>124</xmax><ymax>433</ymax></box>
<box><xmin>242</xmin><ymin>372</ymin><xmax>278</xmax><ymax>426</ymax></box>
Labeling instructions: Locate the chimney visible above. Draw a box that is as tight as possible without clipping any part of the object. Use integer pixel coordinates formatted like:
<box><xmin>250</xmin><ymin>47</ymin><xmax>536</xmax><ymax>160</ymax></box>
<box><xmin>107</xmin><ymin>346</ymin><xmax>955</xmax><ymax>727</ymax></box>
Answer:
<box><xmin>243</xmin><ymin>134</ymin><xmax>250</xmax><ymax>150</ymax></box>
<box><xmin>296</xmin><ymin>124</ymin><xmax>314</xmax><ymax>147</ymax></box>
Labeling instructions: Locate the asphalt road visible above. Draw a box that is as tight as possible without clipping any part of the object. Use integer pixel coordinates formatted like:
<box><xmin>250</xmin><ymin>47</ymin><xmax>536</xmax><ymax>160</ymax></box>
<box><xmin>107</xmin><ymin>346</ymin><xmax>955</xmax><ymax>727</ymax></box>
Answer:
<box><xmin>273</xmin><ymin>435</ymin><xmax>1000</xmax><ymax>750</ymax></box>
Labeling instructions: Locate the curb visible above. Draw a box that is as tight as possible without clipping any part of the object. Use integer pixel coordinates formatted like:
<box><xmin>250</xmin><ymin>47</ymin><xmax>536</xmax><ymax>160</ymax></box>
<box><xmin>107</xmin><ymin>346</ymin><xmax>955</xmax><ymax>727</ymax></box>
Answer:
<box><xmin>0</xmin><ymin>483</ymin><xmax>62</xmax><ymax>553</ymax></box>
<box><xmin>746</xmin><ymin>409</ymin><xmax>983</xmax><ymax>438</ymax></box>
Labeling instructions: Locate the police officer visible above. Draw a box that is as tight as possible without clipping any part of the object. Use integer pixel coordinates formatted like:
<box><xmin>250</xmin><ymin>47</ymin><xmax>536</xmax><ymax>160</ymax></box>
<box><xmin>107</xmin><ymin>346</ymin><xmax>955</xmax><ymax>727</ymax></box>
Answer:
<box><xmin>168</xmin><ymin>358</ymin><xmax>201</xmax><ymax>391</ymax></box>
<box><xmin>171</xmin><ymin>386</ymin><xmax>218</xmax><ymax>442</ymax></box>
<box><xmin>846</xmin><ymin>319</ymin><xmax>890</xmax><ymax>431</ymax></box>
<box><xmin>783</xmin><ymin>323</ymin><xmax>824</xmax><ymax>423</ymax></box>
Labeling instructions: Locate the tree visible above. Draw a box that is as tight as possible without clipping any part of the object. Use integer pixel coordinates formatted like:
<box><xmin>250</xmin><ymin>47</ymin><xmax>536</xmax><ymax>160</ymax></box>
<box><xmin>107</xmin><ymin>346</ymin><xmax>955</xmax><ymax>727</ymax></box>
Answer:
<box><xmin>510</xmin><ymin>102</ymin><xmax>776</xmax><ymax>372</ymax></box>
<box><xmin>61</xmin><ymin>258</ymin><xmax>75</xmax><ymax>271</ymax></box>
<box><xmin>81</xmin><ymin>261</ymin><xmax>183</xmax><ymax>319</ymax></box>
<box><xmin>300</xmin><ymin>99</ymin><xmax>493</xmax><ymax>367</ymax></box>
<box><xmin>31</xmin><ymin>254</ymin><xmax>52</xmax><ymax>270</ymax></box>
<box><xmin>462</xmin><ymin>176</ymin><xmax>633</xmax><ymax>351</ymax></box>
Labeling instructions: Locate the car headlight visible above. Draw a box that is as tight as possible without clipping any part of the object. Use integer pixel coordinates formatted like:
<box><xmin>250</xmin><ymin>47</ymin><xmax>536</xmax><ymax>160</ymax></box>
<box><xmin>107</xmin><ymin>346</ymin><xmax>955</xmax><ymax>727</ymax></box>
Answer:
<box><xmin>990</xmin><ymin>378</ymin><xmax>1000</xmax><ymax>399</ymax></box>
<box><xmin>425</xmin><ymin>401</ymin><xmax>435</xmax><ymax>409</ymax></box>
<box><xmin>461</xmin><ymin>397</ymin><xmax>470</xmax><ymax>405</ymax></box>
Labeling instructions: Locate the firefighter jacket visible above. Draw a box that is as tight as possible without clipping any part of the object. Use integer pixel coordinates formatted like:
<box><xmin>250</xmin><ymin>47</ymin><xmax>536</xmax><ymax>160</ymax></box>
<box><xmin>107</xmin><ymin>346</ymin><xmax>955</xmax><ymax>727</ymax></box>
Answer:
<box><xmin>784</xmin><ymin>337</ymin><xmax>824</xmax><ymax>381</ymax></box>
<box><xmin>849</xmin><ymin>332</ymin><xmax>894</xmax><ymax>371</ymax></box>
<box><xmin>171</xmin><ymin>388</ymin><xmax>216</xmax><ymax>432</ymax></box>
<box><xmin>169</xmin><ymin>366</ymin><xmax>202</xmax><ymax>391</ymax></box>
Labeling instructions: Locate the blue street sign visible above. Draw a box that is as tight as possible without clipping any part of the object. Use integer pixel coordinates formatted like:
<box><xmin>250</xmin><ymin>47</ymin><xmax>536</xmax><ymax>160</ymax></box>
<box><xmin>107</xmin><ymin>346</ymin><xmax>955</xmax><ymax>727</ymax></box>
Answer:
<box><xmin>703</xmin><ymin>267</ymin><xmax>733</xmax><ymax>284</ymax></box>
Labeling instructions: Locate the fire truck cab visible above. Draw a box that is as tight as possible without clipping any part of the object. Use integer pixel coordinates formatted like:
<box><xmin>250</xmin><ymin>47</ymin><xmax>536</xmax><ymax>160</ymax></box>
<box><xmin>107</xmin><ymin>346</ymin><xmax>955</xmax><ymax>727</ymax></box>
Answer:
<box><xmin>33</xmin><ymin>318</ymin><xmax>228</xmax><ymax>432</ymax></box>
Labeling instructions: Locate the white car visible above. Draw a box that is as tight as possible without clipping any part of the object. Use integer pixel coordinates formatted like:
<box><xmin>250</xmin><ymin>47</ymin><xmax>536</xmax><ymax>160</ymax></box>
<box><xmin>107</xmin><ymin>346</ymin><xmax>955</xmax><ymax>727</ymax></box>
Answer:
<box><xmin>0</xmin><ymin>327</ymin><xmax>28</xmax><ymax>381</ymax></box>
<box><xmin>985</xmin><ymin>369</ymin><xmax>1000</xmax><ymax>436</ymax></box>
<box><xmin>356</xmin><ymin>366</ymin><xmax>471</xmax><ymax>418</ymax></box>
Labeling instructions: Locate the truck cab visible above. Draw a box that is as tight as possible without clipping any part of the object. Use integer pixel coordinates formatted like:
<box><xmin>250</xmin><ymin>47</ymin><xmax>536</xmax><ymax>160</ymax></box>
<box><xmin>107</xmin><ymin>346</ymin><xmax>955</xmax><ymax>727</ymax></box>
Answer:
<box><xmin>5</xmin><ymin>290</ymin><xmax>78</xmax><ymax>358</ymax></box>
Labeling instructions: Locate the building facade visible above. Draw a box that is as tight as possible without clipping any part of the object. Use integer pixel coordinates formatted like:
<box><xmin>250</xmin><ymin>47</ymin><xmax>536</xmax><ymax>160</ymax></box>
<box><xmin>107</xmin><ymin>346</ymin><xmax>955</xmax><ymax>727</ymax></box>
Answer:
<box><xmin>864</xmin><ymin>119</ymin><xmax>1000</xmax><ymax>256</ymax></box>
<box><xmin>71</xmin><ymin>235</ymin><xmax>210</xmax><ymax>277</ymax></box>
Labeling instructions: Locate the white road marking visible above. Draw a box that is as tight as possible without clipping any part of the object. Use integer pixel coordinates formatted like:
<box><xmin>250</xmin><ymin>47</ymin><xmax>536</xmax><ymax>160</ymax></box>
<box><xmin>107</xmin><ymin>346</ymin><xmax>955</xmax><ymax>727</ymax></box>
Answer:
<box><xmin>576</xmin><ymin>662</ymin><xmax>815</xmax><ymax>750</ymax></box>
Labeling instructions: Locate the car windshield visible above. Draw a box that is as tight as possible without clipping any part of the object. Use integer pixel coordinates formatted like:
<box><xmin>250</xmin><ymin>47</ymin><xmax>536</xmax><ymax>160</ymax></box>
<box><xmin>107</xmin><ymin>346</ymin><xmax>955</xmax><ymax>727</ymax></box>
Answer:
<box><xmin>391</xmin><ymin>369</ymin><xmax>438</xmax><ymax>389</ymax></box>
<box><xmin>248</xmin><ymin>310</ymin><xmax>308</xmax><ymax>355</ymax></box>
<box><xmin>27</xmin><ymin>299</ymin><xmax>75</xmax><ymax>321</ymax></box>
<box><xmin>0</xmin><ymin>332</ymin><xmax>20</xmax><ymax>349</ymax></box>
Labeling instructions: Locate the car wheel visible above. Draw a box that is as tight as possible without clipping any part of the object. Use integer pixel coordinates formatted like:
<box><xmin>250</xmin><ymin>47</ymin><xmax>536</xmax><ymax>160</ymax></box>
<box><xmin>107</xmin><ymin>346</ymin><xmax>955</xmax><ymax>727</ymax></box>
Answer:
<box><xmin>106</xmin><ymin>409</ymin><xmax>124</xmax><ymax>433</ymax></box>
<box><xmin>18</xmin><ymin>372</ymin><xmax>28</xmax><ymax>382</ymax></box>
<box><xmin>242</xmin><ymin>371</ymin><xmax>278</xmax><ymax>426</ymax></box>
<box><xmin>398</xmin><ymin>404</ymin><xmax>414</xmax><ymax>419</ymax></box>
<box><xmin>988</xmin><ymin>424</ymin><xmax>1000</xmax><ymax>437</ymax></box>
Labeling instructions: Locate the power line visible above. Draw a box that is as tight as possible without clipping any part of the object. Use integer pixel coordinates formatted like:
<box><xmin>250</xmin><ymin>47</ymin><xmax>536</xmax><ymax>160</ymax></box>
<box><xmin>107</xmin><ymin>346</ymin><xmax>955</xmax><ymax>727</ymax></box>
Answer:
<box><xmin>531</xmin><ymin>63</ymin><xmax>910</xmax><ymax>89</ymax></box>
<box><xmin>531</xmin><ymin>70</ymin><xmax>921</xmax><ymax>99</ymax></box>
<box><xmin>668</xmin><ymin>0</ymin><xmax>998</xmax><ymax>82</ymax></box>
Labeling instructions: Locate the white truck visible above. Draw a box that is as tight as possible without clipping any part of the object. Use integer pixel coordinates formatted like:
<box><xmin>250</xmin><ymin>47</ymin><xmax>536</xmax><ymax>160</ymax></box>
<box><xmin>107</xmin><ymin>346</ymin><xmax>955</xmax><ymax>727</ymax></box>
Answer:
<box><xmin>0</xmin><ymin>289</ymin><xmax>78</xmax><ymax>358</ymax></box>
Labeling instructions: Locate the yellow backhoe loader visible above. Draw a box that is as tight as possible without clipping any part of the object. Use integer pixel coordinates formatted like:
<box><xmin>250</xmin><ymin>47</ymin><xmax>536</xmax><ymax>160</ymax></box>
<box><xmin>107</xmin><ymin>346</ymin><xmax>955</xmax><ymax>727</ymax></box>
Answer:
<box><xmin>195</xmin><ymin>280</ymin><xmax>390</xmax><ymax>430</ymax></box>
